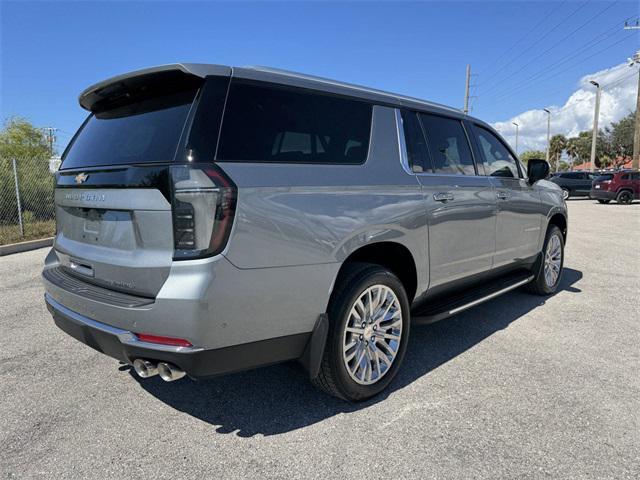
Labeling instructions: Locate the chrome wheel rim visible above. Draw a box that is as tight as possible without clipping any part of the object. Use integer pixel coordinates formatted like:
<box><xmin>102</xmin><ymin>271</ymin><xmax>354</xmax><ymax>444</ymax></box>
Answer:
<box><xmin>544</xmin><ymin>234</ymin><xmax>562</xmax><ymax>288</ymax></box>
<box><xmin>342</xmin><ymin>285</ymin><xmax>403</xmax><ymax>386</ymax></box>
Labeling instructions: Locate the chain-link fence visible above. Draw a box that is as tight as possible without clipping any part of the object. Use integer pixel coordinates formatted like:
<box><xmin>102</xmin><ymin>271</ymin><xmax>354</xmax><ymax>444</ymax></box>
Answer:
<box><xmin>0</xmin><ymin>157</ymin><xmax>56</xmax><ymax>245</ymax></box>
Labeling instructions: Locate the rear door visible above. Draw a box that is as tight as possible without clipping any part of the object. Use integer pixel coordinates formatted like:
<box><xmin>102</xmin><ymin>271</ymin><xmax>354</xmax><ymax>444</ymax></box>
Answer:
<box><xmin>401</xmin><ymin>111</ymin><xmax>496</xmax><ymax>287</ymax></box>
<box><xmin>470</xmin><ymin>124</ymin><xmax>542</xmax><ymax>268</ymax></box>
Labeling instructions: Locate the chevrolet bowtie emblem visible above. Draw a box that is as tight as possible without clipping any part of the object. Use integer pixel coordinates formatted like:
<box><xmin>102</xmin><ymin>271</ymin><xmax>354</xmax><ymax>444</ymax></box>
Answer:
<box><xmin>75</xmin><ymin>173</ymin><xmax>89</xmax><ymax>184</ymax></box>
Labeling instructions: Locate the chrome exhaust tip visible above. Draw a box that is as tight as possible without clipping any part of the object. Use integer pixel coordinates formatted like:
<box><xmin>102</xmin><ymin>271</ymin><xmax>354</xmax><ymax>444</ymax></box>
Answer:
<box><xmin>133</xmin><ymin>359</ymin><xmax>158</xmax><ymax>378</ymax></box>
<box><xmin>157</xmin><ymin>362</ymin><xmax>186</xmax><ymax>382</ymax></box>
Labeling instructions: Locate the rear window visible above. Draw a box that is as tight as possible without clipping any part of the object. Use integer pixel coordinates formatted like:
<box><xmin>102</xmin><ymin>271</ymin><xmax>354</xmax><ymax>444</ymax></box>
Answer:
<box><xmin>62</xmin><ymin>89</ymin><xmax>197</xmax><ymax>169</ymax></box>
<box><xmin>595</xmin><ymin>174</ymin><xmax>614</xmax><ymax>181</ymax></box>
<box><xmin>217</xmin><ymin>82</ymin><xmax>372</xmax><ymax>164</ymax></box>
<box><xmin>419</xmin><ymin>113</ymin><xmax>475</xmax><ymax>175</ymax></box>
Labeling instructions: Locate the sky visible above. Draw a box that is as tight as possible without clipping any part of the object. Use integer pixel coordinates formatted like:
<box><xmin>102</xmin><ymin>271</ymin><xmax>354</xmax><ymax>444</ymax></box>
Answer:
<box><xmin>1</xmin><ymin>0</ymin><xmax>638</xmax><ymax>154</ymax></box>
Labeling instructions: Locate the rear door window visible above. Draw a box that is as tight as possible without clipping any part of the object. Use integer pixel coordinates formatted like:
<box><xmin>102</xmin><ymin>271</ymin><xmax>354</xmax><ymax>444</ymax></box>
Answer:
<box><xmin>400</xmin><ymin>110</ymin><xmax>431</xmax><ymax>173</ymax></box>
<box><xmin>472</xmin><ymin>126</ymin><xmax>520</xmax><ymax>178</ymax></box>
<box><xmin>217</xmin><ymin>81</ymin><xmax>372</xmax><ymax>164</ymax></box>
<box><xmin>419</xmin><ymin>114</ymin><xmax>476</xmax><ymax>175</ymax></box>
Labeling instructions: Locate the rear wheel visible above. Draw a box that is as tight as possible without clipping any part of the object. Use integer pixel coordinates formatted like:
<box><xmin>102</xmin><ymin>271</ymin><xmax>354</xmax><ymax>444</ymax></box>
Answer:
<box><xmin>597</xmin><ymin>199</ymin><xmax>610</xmax><ymax>204</ymax></box>
<box><xmin>312</xmin><ymin>263</ymin><xmax>410</xmax><ymax>402</ymax></box>
<box><xmin>616</xmin><ymin>190</ymin><xmax>633</xmax><ymax>204</ymax></box>
<box><xmin>526</xmin><ymin>225</ymin><xmax>564</xmax><ymax>296</ymax></box>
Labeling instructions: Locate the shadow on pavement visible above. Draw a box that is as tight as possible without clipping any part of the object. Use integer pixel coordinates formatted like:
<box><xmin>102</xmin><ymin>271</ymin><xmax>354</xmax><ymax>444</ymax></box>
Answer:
<box><xmin>132</xmin><ymin>268</ymin><xmax>583</xmax><ymax>437</ymax></box>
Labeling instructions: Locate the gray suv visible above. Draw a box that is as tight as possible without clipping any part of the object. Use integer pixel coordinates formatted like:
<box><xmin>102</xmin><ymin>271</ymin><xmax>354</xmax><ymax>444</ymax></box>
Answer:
<box><xmin>43</xmin><ymin>64</ymin><xmax>567</xmax><ymax>401</ymax></box>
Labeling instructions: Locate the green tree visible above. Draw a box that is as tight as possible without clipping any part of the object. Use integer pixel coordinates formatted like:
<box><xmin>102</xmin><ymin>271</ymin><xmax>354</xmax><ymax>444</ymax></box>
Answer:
<box><xmin>0</xmin><ymin>117</ymin><xmax>51</xmax><ymax>158</ymax></box>
<box><xmin>0</xmin><ymin>117</ymin><xmax>55</xmax><ymax>226</ymax></box>
<box><xmin>519</xmin><ymin>150</ymin><xmax>545</xmax><ymax>164</ymax></box>
<box><xmin>604</xmin><ymin>110</ymin><xmax>635</xmax><ymax>158</ymax></box>
<box><xmin>549</xmin><ymin>134</ymin><xmax>566</xmax><ymax>171</ymax></box>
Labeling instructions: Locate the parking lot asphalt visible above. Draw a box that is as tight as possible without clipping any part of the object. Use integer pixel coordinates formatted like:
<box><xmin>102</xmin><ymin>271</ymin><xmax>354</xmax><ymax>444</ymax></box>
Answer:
<box><xmin>1</xmin><ymin>200</ymin><xmax>639</xmax><ymax>479</ymax></box>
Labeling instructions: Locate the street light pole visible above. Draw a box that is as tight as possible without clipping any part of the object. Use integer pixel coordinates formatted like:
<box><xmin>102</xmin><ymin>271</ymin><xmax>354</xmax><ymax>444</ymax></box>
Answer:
<box><xmin>543</xmin><ymin>108</ymin><xmax>551</xmax><ymax>163</ymax></box>
<box><xmin>512</xmin><ymin>122</ymin><xmax>519</xmax><ymax>155</ymax></box>
<box><xmin>589</xmin><ymin>80</ymin><xmax>601</xmax><ymax>173</ymax></box>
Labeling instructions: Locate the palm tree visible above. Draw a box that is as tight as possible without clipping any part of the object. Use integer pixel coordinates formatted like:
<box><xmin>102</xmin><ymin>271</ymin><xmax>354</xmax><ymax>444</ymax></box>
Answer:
<box><xmin>565</xmin><ymin>141</ymin><xmax>578</xmax><ymax>171</ymax></box>
<box><xmin>549</xmin><ymin>134</ymin><xmax>566</xmax><ymax>172</ymax></box>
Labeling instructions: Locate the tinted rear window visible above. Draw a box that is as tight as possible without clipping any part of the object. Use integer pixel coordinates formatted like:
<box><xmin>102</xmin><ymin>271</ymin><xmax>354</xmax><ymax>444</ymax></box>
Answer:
<box><xmin>595</xmin><ymin>174</ymin><xmax>613</xmax><ymax>181</ymax></box>
<box><xmin>217</xmin><ymin>82</ymin><xmax>372</xmax><ymax>164</ymax></box>
<box><xmin>62</xmin><ymin>89</ymin><xmax>197</xmax><ymax>169</ymax></box>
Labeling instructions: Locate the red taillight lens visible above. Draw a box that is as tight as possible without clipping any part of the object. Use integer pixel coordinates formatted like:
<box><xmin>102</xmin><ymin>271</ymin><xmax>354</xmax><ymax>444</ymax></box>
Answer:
<box><xmin>171</xmin><ymin>164</ymin><xmax>237</xmax><ymax>260</ymax></box>
<box><xmin>135</xmin><ymin>333</ymin><xmax>193</xmax><ymax>347</ymax></box>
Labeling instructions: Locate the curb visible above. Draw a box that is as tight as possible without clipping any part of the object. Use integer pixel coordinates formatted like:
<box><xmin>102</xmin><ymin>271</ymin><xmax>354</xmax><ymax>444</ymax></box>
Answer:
<box><xmin>0</xmin><ymin>237</ymin><xmax>54</xmax><ymax>257</ymax></box>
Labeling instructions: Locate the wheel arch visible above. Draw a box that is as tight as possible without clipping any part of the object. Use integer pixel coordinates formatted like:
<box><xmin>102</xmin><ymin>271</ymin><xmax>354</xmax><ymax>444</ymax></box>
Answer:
<box><xmin>548</xmin><ymin>212</ymin><xmax>567</xmax><ymax>242</ymax></box>
<box><xmin>331</xmin><ymin>241</ymin><xmax>418</xmax><ymax>306</ymax></box>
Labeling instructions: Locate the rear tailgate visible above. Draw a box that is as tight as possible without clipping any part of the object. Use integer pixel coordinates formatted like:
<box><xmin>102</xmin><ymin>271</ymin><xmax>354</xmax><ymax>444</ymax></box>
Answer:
<box><xmin>53</xmin><ymin>178</ymin><xmax>173</xmax><ymax>298</ymax></box>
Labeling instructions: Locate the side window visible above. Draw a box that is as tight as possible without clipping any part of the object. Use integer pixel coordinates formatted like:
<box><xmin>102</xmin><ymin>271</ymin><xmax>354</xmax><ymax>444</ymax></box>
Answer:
<box><xmin>400</xmin><ymin>110</ymin><xmax>431</xmax><ymax>173</ymax></box>
<box><xmin>473</xmin><ymin>126</ymin><xmax>520</xmax><ymax>178</ymax></box>
<box><xmin>217</xmin><ymin>81</ymin><xmax>372</xmax><ymax>164</ymax></box>
<box><xmin>622</xmin><ymin>174</ymin><xmax>630</xmax><ymax>180</ymax></box>
<box><xmin>631</xmin><ymin>172</ymin><xmax>640</xmax><ymax>180</ymax></box>
<box><xmin>419</xmin><ymin>113</ymin><xmax>475</xmax><ymax>175</ymax></box>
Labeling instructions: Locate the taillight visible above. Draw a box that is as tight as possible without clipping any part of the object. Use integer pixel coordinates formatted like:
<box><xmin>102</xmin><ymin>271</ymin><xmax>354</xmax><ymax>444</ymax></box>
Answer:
<box><xmin>170</xmin><ymin>164</ymin><xmax>237</xmax><ymax>260</ymax></box>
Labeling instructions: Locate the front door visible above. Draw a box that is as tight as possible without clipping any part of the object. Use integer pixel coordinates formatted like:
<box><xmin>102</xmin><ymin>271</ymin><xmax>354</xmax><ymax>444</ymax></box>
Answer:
<box><xmin>470</xmin><ymin>124</ymin><xmax>542</xmax><ymax>268</ymax></box>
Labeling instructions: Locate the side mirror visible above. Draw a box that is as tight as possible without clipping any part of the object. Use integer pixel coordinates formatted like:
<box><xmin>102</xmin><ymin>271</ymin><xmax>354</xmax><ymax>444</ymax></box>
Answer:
<box><xmin>527</xmin><ymin>159</ymin><xmax>550</xmax><ymax>184</ymax></box>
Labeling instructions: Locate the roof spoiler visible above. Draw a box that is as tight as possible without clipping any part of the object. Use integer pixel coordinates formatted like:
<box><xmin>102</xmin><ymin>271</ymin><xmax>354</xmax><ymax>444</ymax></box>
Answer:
<box><xmin>78</xmin><ymin>63</ymin><xmax>231</xmax><ymax>112</ymax></box>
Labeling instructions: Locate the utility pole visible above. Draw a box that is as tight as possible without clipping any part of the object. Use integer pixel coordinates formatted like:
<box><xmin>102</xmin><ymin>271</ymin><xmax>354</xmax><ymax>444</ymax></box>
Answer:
<box><xmin>463</xmin><ymin>64</ymin><xmax>471</xmax><ymax>115</ymax></box>
<box><xmin>628</xmin><ymin>50</ymin><xmax>640</xmax><ymax>170</ymax></box>
<box><xmin>543</xmin><ymin>108</ymin><xmax>551</xmax><ymax>162</ymax></box>
<box><xmin>623</xmin><ymin>24</ymin><xmax>639</xmax><ymax>169</ymax></box>
<box><xmin>512</xmin><ymin>122</ymin><xmax>519</xmax><ymax>155</ymax></box>
<box><xmin>589</xmin><ymin>81</ymin><xmax>601</xmax><ymax>173</ymax></box>
<box><xmin>42</xmin><ymin>127</ymin><xmax>57</xmax><ymax>156</ymax></box>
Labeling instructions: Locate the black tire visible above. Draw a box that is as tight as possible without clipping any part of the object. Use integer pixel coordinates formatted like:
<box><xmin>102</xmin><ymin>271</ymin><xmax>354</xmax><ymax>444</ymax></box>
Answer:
<box><xmin>526</xmin><ymin>225</ymin><xmax>564</xmax><ymax>296</ymax></box>
<box><xmin>597</xmin><ymin>199</ymin><xmax>610</xmax><ymax>204</ymax></box>
<box><xmin>312</xmin><ymin>262</ymin><xmax>410</xmax><ymax>402</ymax></box>
<box><xmin>616</xmin><ymin>190</ymin><xmax>633</xmax><ymax>205</ymax></box>
<box><xmin>562</xmin><ymin>188</ymin><xmax>570</xmax><ymax>200</ymax></box>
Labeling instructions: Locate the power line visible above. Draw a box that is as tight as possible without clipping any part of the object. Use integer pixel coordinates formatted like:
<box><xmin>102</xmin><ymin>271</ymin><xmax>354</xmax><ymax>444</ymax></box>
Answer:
<box><xmin>482</xmin><ymin>15</ymin><xmax>638</xmax><ymax>103</ymax></box>
<box><xmin>480</xmin><ymin>1</ymin><xmax>619</xmax><ymax>96</ymax></box>
<box><xmin>490</xmin><ymin>31</ymin><xmax>636</xmax><ymax>105</ymax></box>
<box><xmin>478</xmin><ymin>0</ymin><xmax>568</xmax><ymax>78</ymax></box>
<box><xmin>478</xmin><ymin>0</ymin><xmax>589</xmax><ymax>91</ymax></box>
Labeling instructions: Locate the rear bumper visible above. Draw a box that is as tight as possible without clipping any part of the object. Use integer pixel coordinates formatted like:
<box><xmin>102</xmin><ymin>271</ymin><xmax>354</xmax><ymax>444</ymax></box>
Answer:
<box><xmin>590</xmin><ymin>189</ymin><xmax>615</xmax><ymax>200</ymax></box>
<box><xmin>46</xmin><ymin>293</ymin><xmax>310</xmax><ymax>378</ymax></box>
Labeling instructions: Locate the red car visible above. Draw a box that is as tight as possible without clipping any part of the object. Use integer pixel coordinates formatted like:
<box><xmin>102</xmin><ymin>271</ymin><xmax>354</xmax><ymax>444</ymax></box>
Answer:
<box><xmin>591</xmin><ymin>170</ymin><xmax>639</xmax><ymax>204</ymax></box>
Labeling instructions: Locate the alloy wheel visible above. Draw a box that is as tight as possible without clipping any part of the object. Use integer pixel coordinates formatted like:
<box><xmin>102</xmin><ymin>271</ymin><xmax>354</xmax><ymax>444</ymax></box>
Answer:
<box><xmin>544</xmin><ymin>234</ymin><xmax>562</xmax><ymax>288</ymax></box>
<box><xmin>342</xmin><ymin>285</ymin><xmax>403</xmax><ymax>386</ymax></box>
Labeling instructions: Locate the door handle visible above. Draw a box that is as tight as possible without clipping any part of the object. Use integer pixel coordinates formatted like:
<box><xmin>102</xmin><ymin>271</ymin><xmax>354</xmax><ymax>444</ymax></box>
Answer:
<box><xmin>496</xmin><ymin>191</ymin><xmax>510</xmax><ymax>200</ymax></box>
<box><xmin>433</xmin><ymin>192</ymin><xmax>454</xmax><ymax>202</ymax></box>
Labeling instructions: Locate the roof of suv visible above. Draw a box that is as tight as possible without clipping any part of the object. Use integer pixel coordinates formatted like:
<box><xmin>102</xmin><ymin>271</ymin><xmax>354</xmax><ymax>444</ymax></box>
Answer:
<box><xmin>79</xmin><ymin>63</ymin><xmax>475</xmax><ymax>123</ymax></box>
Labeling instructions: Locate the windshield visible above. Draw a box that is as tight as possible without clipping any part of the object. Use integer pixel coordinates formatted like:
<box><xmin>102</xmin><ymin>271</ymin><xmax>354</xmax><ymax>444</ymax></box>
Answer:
<box><xmin>61</xmin><ymin>89</ymin><xmax>197</xmax><ymax>169</ymax></box>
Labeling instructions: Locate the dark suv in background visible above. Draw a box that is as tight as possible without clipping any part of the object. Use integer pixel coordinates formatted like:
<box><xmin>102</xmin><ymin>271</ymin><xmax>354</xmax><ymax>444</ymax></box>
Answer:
<box><xmin>591</xmin><ymin>170</ymin><xmax>639</xmax><ymax>204</ymax></box>
<box><xmin>550</xmin><ymin>171</ymin><xmax>598</xmax><ymax>199</ymax></box>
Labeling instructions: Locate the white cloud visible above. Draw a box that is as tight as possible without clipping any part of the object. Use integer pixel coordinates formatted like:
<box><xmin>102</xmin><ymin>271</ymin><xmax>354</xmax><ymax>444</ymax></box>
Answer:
<box><xmin>492</xmin><ymin>62</ymin><xmax>638</xmax><ymax>153</ymax></box>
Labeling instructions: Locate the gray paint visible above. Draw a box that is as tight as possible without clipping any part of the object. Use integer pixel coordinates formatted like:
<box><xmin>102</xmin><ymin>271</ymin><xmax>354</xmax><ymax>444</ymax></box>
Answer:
<box><xmin>45</xmin><ymin>63</ymin><xmax>567</xmax><ymax>354</ymax></box>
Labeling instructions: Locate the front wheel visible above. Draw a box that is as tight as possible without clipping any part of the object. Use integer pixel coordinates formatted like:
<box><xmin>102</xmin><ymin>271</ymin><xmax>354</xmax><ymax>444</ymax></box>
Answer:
<box><xmin>312</xmin><ymin>263</ymin><xmax>410</xmax><ymax>402</ymax></box>
<box><xmin>616</xmin><ymin>190</ymin><xmax>633</xmax><ymax>204</ymax></box>
<box><xmin>526</xmin><ymin>225</ymin><xmax>564</xmax><ymax>296</ymax></box>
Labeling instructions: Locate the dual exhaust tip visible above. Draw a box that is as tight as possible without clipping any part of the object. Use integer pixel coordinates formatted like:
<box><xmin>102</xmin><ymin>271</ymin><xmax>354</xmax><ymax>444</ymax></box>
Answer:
<box><xmin>133</xmin><ymin>359</ymin><xmax>186</xmax><ymax>382</ymax></box>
